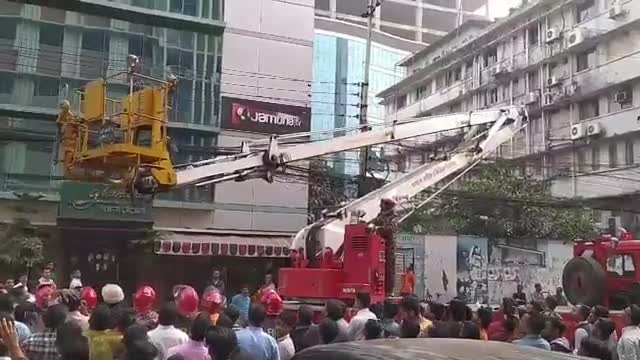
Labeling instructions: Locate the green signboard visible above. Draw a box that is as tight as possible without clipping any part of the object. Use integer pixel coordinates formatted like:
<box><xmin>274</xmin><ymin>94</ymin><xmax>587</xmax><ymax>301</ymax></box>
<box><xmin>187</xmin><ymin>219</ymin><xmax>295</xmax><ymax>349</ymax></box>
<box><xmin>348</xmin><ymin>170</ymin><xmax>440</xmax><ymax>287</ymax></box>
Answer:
<box><xmin>58</xmin><ymin>182</ymin><xmax>152</xmax><ymax>223</ymax></box>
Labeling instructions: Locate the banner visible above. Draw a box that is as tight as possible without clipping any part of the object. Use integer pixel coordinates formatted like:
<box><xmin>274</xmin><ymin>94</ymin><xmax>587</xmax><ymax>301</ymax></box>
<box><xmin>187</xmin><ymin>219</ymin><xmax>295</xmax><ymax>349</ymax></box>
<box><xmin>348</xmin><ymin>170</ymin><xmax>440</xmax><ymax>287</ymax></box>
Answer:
<box><xmin>221</xmin><ymin>97</ymin><xmax>311</xmax><ymax>134</ymax></box>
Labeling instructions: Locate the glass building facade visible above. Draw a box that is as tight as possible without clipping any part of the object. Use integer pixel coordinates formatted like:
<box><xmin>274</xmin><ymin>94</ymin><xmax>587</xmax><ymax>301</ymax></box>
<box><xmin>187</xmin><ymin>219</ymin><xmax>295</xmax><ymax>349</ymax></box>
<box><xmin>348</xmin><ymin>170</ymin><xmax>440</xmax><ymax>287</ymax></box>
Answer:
<box><xmin>0</xmin><ymin>0</ymin><xmax>223</xmax><ymax>202</ymax></box>
<box><xmin>312</xmin><ymin>32</ymin><xmax>407</xmax><ymax>176</ymax></box>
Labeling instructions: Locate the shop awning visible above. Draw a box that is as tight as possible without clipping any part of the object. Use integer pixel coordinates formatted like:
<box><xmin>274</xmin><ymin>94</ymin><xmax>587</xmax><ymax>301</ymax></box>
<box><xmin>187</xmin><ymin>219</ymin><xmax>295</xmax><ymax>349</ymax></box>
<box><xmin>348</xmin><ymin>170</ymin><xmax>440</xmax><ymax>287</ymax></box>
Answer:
<box><xmin>154</xmin><ymin>233</ymin><xmax>292</xmax><ymax>258</ymax></box>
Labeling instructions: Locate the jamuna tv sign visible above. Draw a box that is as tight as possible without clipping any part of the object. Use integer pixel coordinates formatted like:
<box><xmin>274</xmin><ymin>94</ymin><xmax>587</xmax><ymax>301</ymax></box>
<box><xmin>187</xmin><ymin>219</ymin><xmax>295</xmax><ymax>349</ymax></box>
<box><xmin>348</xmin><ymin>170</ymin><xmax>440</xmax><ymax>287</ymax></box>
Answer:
<box><xmin>221</xmin><ymin>97</ymin><xmax>311</xmax><ymax>134</ymax></box>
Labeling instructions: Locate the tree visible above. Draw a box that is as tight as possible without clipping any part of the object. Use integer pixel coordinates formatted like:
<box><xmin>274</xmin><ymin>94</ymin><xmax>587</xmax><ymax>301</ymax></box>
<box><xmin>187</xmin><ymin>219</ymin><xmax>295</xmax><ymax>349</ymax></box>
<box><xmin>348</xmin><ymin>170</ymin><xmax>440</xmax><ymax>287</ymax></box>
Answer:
<box><xmin>403</xmin><ymin>165</ymin><xmax>596</xmax><ymax>241</ymax></box>
<box><xmin>0</xmin><ymin>218</ymin><xmax>45</xmax><ymax>268</ymax></box>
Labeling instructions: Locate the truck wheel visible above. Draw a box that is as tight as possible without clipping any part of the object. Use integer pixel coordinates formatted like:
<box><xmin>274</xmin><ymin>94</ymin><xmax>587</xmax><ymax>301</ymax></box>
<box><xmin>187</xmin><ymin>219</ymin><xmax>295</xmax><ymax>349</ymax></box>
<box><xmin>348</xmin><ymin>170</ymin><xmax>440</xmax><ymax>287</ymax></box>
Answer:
<box><xmin>562</xmin><ymin>256</ymin><xmax>606</xmax><ymax>306</ymax></box>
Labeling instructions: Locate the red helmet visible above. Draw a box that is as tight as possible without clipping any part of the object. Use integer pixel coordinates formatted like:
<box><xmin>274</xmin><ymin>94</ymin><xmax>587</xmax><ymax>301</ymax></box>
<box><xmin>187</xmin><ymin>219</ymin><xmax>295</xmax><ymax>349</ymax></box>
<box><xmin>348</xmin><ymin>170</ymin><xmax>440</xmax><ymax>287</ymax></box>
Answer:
<box><xmin>202</xmin><ymin>289</ymin><xmax>224</xmax><ymax>310</ymax></box>
<box><xmin>175</xmin><ymin>285</ymin><xmax>199</xmax><ymax>318</ymax></box>
<box><xmin>80</xmin><ymin>287</ymin><xmax>98</xmax><ymax>311</ymax></box>
<box><xmin>260</xmin><ymin>288</ymin><xmax>283</xmax><ymax>316</ymax></box>
<box><xmin>134</xmin><ymin>286</ymin><xmax>156</xmax><ymax>313</ymax></box>
<box><xmin>35</xmin><ymin>285</ymin><xmax>55</xmax><ymax>309</ymax></box>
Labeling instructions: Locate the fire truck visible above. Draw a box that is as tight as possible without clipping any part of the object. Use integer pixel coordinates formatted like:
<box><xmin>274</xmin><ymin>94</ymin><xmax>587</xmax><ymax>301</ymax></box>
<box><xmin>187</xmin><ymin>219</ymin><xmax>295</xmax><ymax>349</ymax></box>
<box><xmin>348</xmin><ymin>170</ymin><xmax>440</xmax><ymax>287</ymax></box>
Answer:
<box><xmin>56</xmin><ymin>55</ymin><xmax>527</xmax><ymax>305</ymax></box>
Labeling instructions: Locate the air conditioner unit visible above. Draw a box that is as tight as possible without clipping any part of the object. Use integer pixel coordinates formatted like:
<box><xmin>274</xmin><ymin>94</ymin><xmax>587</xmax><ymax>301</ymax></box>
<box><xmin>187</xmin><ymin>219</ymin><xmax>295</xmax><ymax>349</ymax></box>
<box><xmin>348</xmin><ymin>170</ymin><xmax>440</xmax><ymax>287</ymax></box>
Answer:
<box><xmin>567</xmin><ymin>29</ymin><xmax>585</xmax><ymax>48</ymax></box>
<box><xmin>586</xmin><ymin>122</ymin><xmax>602</xmax><ymax>137</ymax></box>
<box><xmin>546</xmin><ymin>28</ymin><xmax>561</xmax><ymax>43</ymax></box>
<box><xmin>525</xmin><ymin>91</ymin><xmax>540</xmax><ymax>104</ymax></box>
<box><xmin>547</xmin><ymin>76</ymin><xmax>562</xmax><ymax>87</ymax></box>
<box><xmin>570</xmin><ymin>123</ymin><xmax>585</xmax><ymax>140</ymax></box>
<box><xmin>609</xmin><ymin>3</ymin><xmax>625</xmax><ymax>19</ymax></box>
<box><xmin>615</xmin><ymin>90</ymin><xmax>630</xmax><ymax>104</ymax></box>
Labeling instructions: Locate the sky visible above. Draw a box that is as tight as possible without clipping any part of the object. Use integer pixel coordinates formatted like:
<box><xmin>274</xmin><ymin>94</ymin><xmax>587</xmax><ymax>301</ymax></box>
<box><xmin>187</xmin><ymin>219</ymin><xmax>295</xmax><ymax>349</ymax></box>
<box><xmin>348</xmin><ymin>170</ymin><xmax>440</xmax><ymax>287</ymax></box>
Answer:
<box><xmin>475</xmin><ymin>0</ymin><xmax>525</xmax><ymax>20</ymax></box>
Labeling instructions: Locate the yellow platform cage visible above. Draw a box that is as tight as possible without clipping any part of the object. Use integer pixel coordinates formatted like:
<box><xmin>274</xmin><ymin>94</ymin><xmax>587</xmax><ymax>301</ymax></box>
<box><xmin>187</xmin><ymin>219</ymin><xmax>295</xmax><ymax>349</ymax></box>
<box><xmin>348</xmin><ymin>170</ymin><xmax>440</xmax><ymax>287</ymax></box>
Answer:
<box><xmin>56</xmin><ymin>55</ymin><xmax>177</xmax><ymax>194</ymax></box>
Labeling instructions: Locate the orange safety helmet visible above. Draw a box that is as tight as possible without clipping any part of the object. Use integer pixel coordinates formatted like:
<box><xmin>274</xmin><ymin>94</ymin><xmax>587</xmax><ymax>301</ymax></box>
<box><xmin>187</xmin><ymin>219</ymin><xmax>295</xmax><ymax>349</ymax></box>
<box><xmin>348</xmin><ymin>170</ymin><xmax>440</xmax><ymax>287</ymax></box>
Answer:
<box><xmin>134</xmin><ymin>285</ymin><xmax>156</xmax><ymax>313</ymax></box>
<box><xmin>35</xmin><ymin>284</ymin><xmax>56</xmax><ymax>309</ymax></box>
<box><xmin>80</xmin><ymin>287</ymin><xmax>98</xmax><ymax>311</ymax></box>
<box><xmin>175</xmin><ymin>285</ymin><xmax>199</xmax><ymax>318</ymax></box>
<box><xmin>260</xmin><ymin>288</ymin><xmax>283</xmax><ymax>317</ymax></box>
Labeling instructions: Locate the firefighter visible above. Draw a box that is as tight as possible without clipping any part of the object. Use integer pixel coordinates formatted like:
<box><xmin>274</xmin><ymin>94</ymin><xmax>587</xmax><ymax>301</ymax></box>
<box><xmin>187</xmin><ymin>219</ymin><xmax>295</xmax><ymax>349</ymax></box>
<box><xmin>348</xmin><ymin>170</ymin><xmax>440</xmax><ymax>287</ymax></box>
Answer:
<box><xmin>134</xmin><ymin>285</ymin><xmax>159</xmax><ymax>330</ymax></box>
<box><xmin>80</xmin><ymin>286</ymin><xmax>98</xmax><ymax>316</ymax></box>
<box><xmin>369</xmin><ymin>198</ymin><xmax>398</xmax><ymax>296</ymax></box>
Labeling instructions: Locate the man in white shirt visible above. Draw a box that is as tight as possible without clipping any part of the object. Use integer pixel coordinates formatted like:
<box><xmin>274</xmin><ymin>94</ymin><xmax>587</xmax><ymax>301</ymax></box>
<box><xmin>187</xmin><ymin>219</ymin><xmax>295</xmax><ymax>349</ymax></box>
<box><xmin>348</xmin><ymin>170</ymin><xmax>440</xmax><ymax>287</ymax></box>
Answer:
<box><xmin>347</xmin><ymin>292</ymin><xmax>378</xmax><ymax>341</ymax></box>
<box><xmin>276</xmin><ymin>311</ymin><xmax>296</xmax><ymax>360</ymax></box>
<box><xmin>148</xmin><ymin>302</ymin><xmax>189</xmax><ymax>360</ymax></box>
<box><xmin>573</xmin><ymin>304</ymin><xmax>592</xmax><ymax>355</ymax></box>
<box><xmin>618</xmin><ymin>305</ymin><xmax>640</xmax><ymax>360</ymax></box>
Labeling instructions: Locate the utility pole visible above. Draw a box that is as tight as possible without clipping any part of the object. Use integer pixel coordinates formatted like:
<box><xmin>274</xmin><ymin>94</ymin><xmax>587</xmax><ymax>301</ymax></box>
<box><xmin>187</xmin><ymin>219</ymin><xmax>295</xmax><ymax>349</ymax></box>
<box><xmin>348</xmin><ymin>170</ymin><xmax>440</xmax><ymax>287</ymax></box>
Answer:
<box><xmin>358</xmin><ymin>0</ymin><xmax>382</xmax><ymax>197</ymax></box>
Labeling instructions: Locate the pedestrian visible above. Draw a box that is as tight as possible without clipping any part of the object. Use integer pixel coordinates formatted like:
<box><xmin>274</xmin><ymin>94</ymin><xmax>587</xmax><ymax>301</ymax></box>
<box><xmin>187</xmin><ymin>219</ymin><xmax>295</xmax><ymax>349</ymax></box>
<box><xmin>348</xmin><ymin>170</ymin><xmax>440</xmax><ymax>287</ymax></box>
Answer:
<box><xmin>256</xmin><ymin>274</ymin><xmax>276</xmax><ymax>300</ymax></box>
<box><xmin>380</xmin><ymin>299</ymin><xmax>400</xmax><ymax>338</ymax></box>
<box><xmin>617</xmin><ymin>304</ymin><xmax>640</xmax><ymax>360</ymax></box>
<box><xmin>347</xmin><ymin>292</ymin><xmax>378</xmax><ymax>341</ymax></box>
<box><xmin>0</xmin><ymin>294</ymin><xmax>31</xmax><ymax>342</ymax></box>
<box><xmin>428</xmin><ymin>299</ymin><xmax>479</xmax><ymax>339</ymax></box>
<box><xmin>531</xmin><ymin>283</ymin><xmax>545</xmax><ymax>302</ymax></box>
<box><xmin>512</xmin><ymin>284</ymin><xmax>527</xmax><ymax>305</ymax></box>
<box><xmin>14</xmin><ymin>302</ymin><xmax>40</xmax><ymax>334</ymax></box>
<box><xmin>325</xmin><ymin>299</ymin><xmax>348</xmax><ymax>342</ymax></box>
<box><xmin>591</xmin><ymin>305</ymin><xmax>618</xmax><ymax>350</ymax></box>
<box><xmin>289</xmin><ymin>305</ymin><xmax>315</xmax><ymax>352</ymax></box>
<box><xmin>555</xmin><ymin>287</ymin><xmax>568</xmax><ymax>306</ymax></box>
<box><xmin>206</xmin><ymin>326</ymin><xmax>247</xmax><ymax>360</ymax></box>
<box><xmin>101</xmin><ymin>284</ymin><xmax>125</xmax><ymax>310</ymax></box>
<box><xmin>514</xmin><ymin>314</ymin><xmax>550</xmax><ymax>350</ymax></box>
<box><xmin>205</xmin><ymin>269</ymin><xmax>225</xmax><ymax>295</ymax></box>
<box><xmin>236</xmin><ymin>303</ymin><xmax>279</xmax><ymax>360</ymax></box>
<box><xmin>275</xmin><ymin>311</ymin><xmax>296</xmax><ymax>360</ymax></box>
<box><xmin>55</xmin><ymin>321</ymin><xmax>90</xmax><ymax>360</ymax></box>
<box><xmin>59</xmin><ymin>289</ymin><xmax>89</xmax><ymax>331</ymax></box>
<box><xmin>148</xmin><ymin>302</ymin><xmax>189</xmax><ymax>360</ymax></box>
<box><xmin>69</xmin><ymin>270</ymin><xmax>82</xmax><ymax>290</ymax></box>
<box><xmin>318</xmin><ymin>319</ymin><xmax>338</xmax><ymax>344</ymax></box>
<box><xmin>4</xmin><ymin>279</ymin><xmax>14</xmax><ymax>290</ymax></box>
<box><xmin>23</xmin><ymin>303</ymin><xmax>68</xmax><ymax>360</ymax></box>
<box><xmin>528</xmin><ymin>300</ymin><xmax>544</xmax><ymax>316</ymax></box>
<box><xmin>543</xmin><ymin>295</ymin><xmax>561</xmax><ymax>319</ymax></box>
<box><xmin>477</xmin><ymin>306</ymin><xmax>492</xmax><ymax>341</ymax></box>
<box><xmin>364</xmin><ymin>319</ymin><xmax>382</xmax><ymax>340</ymax></box>
<box><xmin>231</xmin><ymin>285</ymin><xmax>251</xmax><ymax>324</ymax></box>
<box><xmin>223</xmin><ymin>304</ymin><xmax>243</xmax><ymax>332</ymax></box>
<box><xmin>85</xmin><ymin>304</ymin><xmax>123</xmax><ymax>360</ymax></box>
<box><xmin>400</xmin><ymin>264</ymin><xmax>415</xmax><ymax>296</ymax></box>
<box><xmin>544</xmin><ymin>316</ymin><xmax>571</xmax><ymax>353</ymax></box>
<box><xmin>573</xmin><ymin>304</ymin><xmax>593</xmax><ymax>355</ymax></box>
<box><xmin>581</xmin><ymin>337</ymin><xmax>613</xmax><ymax>360</ymax></box>
<box><xmin>134</xmin><ymin>286</ymin><xmax>159</xmax><ymax>331</ymax></box>
<box><xmin>124</xmin><ymin>338</ymin><xmax>159</xmax><ymax>360</ymax></box>
<box><xmin>400</xmin><ymin>318</ymin><xmax>420</xmax><ymax>338</ymax></box>
<box><xmin>399</xmin><ymin>295</ymin><xmax>431</xmax><ymax>337</ymax></box>
<box><xmin>593</xmin><ymin>318</ymin><xmax>618</xmax><ymax>360</ymax></box>
<box><xmin>167</xmin><ymin>313</ymin><xmax>212</xmax><ymax>360</ymax></box>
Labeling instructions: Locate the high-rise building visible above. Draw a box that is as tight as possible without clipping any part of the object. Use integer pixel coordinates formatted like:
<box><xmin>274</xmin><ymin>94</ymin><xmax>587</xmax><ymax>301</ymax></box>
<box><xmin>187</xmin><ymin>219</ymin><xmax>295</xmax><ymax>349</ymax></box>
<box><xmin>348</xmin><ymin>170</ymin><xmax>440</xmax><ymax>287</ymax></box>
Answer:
<box><xmin>379</xmin><ymin>0</ymin><xmax>640</xmax><ymax>233</ymax></box>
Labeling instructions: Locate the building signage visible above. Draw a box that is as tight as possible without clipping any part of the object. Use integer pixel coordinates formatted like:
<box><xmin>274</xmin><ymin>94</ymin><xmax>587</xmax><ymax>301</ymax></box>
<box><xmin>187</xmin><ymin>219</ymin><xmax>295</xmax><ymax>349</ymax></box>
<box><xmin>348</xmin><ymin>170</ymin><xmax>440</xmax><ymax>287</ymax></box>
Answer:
<box><xmin>58</xmin><ymin>182</ymin><xmax>152</xmax><ymax>223</ymax></box>
<box><xmin>221</xmin><ymin>97</ymin><xmax>311</xmax><ymax>134</ymax></box>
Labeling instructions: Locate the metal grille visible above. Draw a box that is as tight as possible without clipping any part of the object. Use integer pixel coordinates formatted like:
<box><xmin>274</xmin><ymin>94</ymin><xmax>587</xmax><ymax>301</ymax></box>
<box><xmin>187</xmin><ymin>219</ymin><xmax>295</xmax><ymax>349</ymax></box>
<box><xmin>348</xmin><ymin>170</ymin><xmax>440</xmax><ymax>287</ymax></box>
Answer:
<box><xmin>351</xmin><ymin>236</ymin><xmax>368</xmax><ymax>251</ymax></box>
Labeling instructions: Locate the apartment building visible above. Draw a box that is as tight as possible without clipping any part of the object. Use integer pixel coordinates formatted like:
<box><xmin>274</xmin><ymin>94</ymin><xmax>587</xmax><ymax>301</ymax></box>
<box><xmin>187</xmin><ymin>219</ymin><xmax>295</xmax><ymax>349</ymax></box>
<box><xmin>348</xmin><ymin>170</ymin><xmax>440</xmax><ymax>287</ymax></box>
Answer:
<box><xmin>378</xmin><ymin>0</ymin><xmax>640</xmax><ymax>232</ymax></box>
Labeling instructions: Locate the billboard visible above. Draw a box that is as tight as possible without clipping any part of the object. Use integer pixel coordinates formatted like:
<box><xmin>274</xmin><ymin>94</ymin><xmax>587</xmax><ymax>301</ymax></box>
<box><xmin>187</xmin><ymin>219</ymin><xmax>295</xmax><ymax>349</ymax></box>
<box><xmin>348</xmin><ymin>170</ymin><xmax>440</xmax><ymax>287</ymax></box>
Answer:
<box><xmin>221</xmin><ymin>97</ymin><xmax>311</xmax><ymax>134</ymax></box>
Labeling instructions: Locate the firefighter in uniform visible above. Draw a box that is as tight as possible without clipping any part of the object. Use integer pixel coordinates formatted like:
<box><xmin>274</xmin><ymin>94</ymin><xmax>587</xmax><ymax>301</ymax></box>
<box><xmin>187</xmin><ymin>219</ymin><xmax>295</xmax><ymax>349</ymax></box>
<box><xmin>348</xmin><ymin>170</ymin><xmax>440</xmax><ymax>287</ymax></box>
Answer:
<box><xmin>369</xmin><ymin>198</ymin><xmax>398</xmax><ymax>296</ymax></box>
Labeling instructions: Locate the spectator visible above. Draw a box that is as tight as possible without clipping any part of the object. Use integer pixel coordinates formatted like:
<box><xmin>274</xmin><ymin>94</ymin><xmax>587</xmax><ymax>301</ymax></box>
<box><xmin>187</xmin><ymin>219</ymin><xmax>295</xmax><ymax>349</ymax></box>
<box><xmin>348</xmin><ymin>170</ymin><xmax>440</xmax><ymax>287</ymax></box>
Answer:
<box><xmin>167</xmin><ymin>313</ymin><xmax>211</xmax><ymax>359</ymax></box>
<box><xmin>364</xmin><ymin>319</ymin><xmax>382</xmax><ymax>340</ymax></box>
<box><xmin>593</xmin><ymin>318</ymin><xmax>618</xmax><ymax>360</ymax></box>
<box><xmin>514</xmin><ymin>314</ymin><xmax>550</xmax><ymax>350</ymax></box>
<box><xmin>591</xmin><ymin>306</ymin><xmax>618</xmax><ymax>350</ymax></box>
<box><xmin>512</xmin><ymin>284</ymin><xmax>527</xmax><ymax>305</ymax></box>
<box><xmin>544</xmin><ymin>317</ymin><xmax>571</xmax><ymax>353</ymax></box>
<box><xmin>236</xmin><ymin>304</ymin><xmax>279</xmax><ymax>360</ymax></box>
<box><xmin>275</xmin><ymin>311</ymin><xmax>296</xmax><ymax>360</ymax></box>
<box><xmin>206</xmin><ymin>326</ymin><xmax>241</xmax><ymax>360</ymax></box>
<box><xmin>380</xmin><ymin>299</ymin><xmax>400</xmax><ymax>338</ymax></box>
<box><xmin>399</xmin><ymin>295</ymin><xmax>431</xmax><ymax>337</ymax></box>
<box><xmin>428</xmin><ymin>299</ymin><xmax>479</xmax><ymax>339</ymax></box>
<box><xmin>531</xmin><ymin>283</ymin><xmax>545</xmax><ymax>302</ymax></box>
<box><xmin>23</xmin><ymin>303</ymin><xmax>68</xmax><ymax>360</ymax></box>
<box><xmin>400</xmin><ymin>264</ymin><xmax>415</xmax><ymax>296</ymax></box>
<box><xmin>101</xmin><ymin>284</ymin><xmax>125</xmax><ymax>310</ymax></box>
<box><xmin>205</xmin><ymin>269</ymin><xmax>225</xmax><ymax>295</ymax></box>
<box><xmin>256</xmin><ymin>274</ymin><xmax>276</xmax><ymax>298</ymax></box>
<box><xmin>14</xmin><ymin>302</ymin><xmax>39</xmax><ymax>333</ymax></box>
<box><xmin>428</xmin><ymin>302</ymin><xmax>446</xmax><ymax>322</ymax></box>
<box><xmin>477</xmin><ymin>307</ymin><xmax>492</xmax><ymax>341</ymax></box>
<box><xmin>528</xmin><ymin>300</ymin><xmax>544</xmax><ymax>316</ymax></box>
<box><xmin>114</xmin><ymin>307</ymin><xmax>137</xmax><ymax>335</ymax></box>
<box><xmin>69</xmin><ymin>270</ymin><xmax>83</xmax><ymax>290</ymax></box>
<box><xmin>0</xmin><ymin>294</ymin><xmax>31</xmax><ymax>342</ymax></box>
<box><xmin>325</xmin><ymin>300</ymin><xmax>348</xmax><ymax>342</ymax></box>
<box><xmin>574</xmin><ymin>304</ymin><xmax>593</xmax><ymax>355</ymax></box>
<box><xmin>555</xmin><ymin>287</ymin><xmax>568</xmax><ymax>306</ymax></box>
<box><xmin>318</xmin><ymin>319</ymin><xmax>338</xmax><ymax>345</ymax></box>
<box><xmin>231</xmin><ymin>285</ymin><xmax>251</xmax><ymax>324</ymax></box>
<box><xmin>617</xmin><ymin>304</ymin><xmax>640</xmax><ymax>360</ymax></box>
<box><xmin>400</xmin><ymin>318</ymin><xmax>420</xmax><ymax>338</ymax></box>
<box><xmin>85</xmin><ymin>304</ymin><xmax>123</xmax><ymax>360</ymax></box>
<box><xmin>543</xmin><ymin>296</ymin><xmax>561</xmax><ymax>320</ymax></box>
<box><xmin>148</xmin><ymin>302</ymin><xmax>189</xmax><ymax>360</ymax></box>
<box><xmin>368</xmin><ymin>303</ymin><xmax>383</xmax><ymax>320</ymax></box>
<box><xmin>347</xmin><ymin>292</ymin><xmax>377</xmax><ymax>341</ymax></box>
<box><xmin>38</xmin><ymin>267</ymin><xmax>55</xmax><ymax>288</ymax></box>
<box><xmin>59</xmin><ymin>289</ymin><xmax>89</xmax><ymax>332</ymax></box>
<box><xmin>216</xmin><ymin>314</ymin><xmax>235</xmax><ymax>329</ymax></box>
<box><xmin>290</xmin><ymin>305</ymin><xmax>314</xmax><ymax>352</ymax></box>
<box><xmin>581</xmin><ymin>337</ymin><xmax>613</xmax><ymax>360</ymax></box>
<box><xmin>125</xmin><ymin>339</ymin><xmax>159</xmax><ymax>360</ymax></box>
<box><xmin>223</xmin><ymin>304</ymin><xmax>243</xmax><ymax>332</ymax></box>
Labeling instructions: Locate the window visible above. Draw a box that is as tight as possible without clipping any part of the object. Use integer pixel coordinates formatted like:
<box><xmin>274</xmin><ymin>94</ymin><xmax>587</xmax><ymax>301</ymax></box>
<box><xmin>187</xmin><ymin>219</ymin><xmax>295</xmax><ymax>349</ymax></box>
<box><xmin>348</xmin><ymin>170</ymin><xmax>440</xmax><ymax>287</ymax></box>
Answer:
<box><xmin>454</xmin><ymin>67</ymin><xmax>462</xmax><ymax>81</ymax></box>
<box><xmin>33</xmin><ymin>77</ymin><xmax>59</xmax><ymax>96</ymax></box>
<box><xmin>396</xmin><ymin>94</ymin><xmax>407</xmax><ymax>109</ymax></box>
<box><xmin>483</xmin><ymin>47</ymin><xmax>497</xmax><ymax>67</ymax></box>
<box><xmin>490</xmin><ymin>88</ymin><xmax>498</xmax><ymax>104</ymax></box>
<box><xmin>527</xmin><ymin>71</ymin><xmax>539</xmax><ymax>91</ymax></box>
<box><xmin>610</xmin><ymin>86</ymin><xmax>633</xmax><ymax>112</ymax></box>
<box><xmin>576</xmin><ymin>0</ymin><xmax>595</xmax><ymax>23</ymax></box>
<box><xmin>435</xmin><ymin>75</ymin><xmax>444</xmax><ymax>90</ymax></box>
<box><xmin>592</xmin><ymin>146</ymin><xmax>600</xmax><ymax>171</ymax></box>
<box><xmin>577</xmin><ymin>149</ymin><xmax>587</xmax><ymax>172</ymax></box>
<box><xmin>609</xmin><ymin>142</ymin><xmax>618</xmax><ymax>168</ymax></box>
<box><xmin>415</xmin><ymin>85</ymin><xmax>427</xmax><ymax>99</ymax></box>
<box><xmin>528</xmin><ymin>26</ymin><xmax>539</xmax><ymax>46</ymax></box>
<box><xmin>0</xmin><ymin>18</ymin><xmax>17</xmax><ymax>40</ymax></box>
<box><xmin>578</xmin><ymin>98</ymin><xmax>599</xmax><ymax>120</ymax></box>
<box><xmin>625</xmin><ymin>139</ymin><xmax>635</xmax><ymax>165</ymax></box>
<box><xmin>576</xmin><ymin>47</ymin><xmax>596</xmax><ymax>72</ymax></box>
<box><xmin>606</xmin><ymin>254</ymin><xmax>635</xmax><ymax>277</ymax></box>
<box><xmin>39</xmin><ymin>24</ymin><xmax>63</xmax><ymax>47</ymax></box>
<box><xmin>513</xmin><ymin>79</ymin><xmax>520</xmax><ymax>95</ymax></box>
<box><xmin>82</xmin><ymin>30</ymin><xmax>109</xmax><ymax>52</ymax></box>
<box><xmin>170</xmin><ymin>0</ymin><xmax>198</xmax><ymax>16</ymax></box>
<box><xmin>0</xmin><ymin>73</ymin><xmax>14</xmax><ymax>94</ymax></box>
